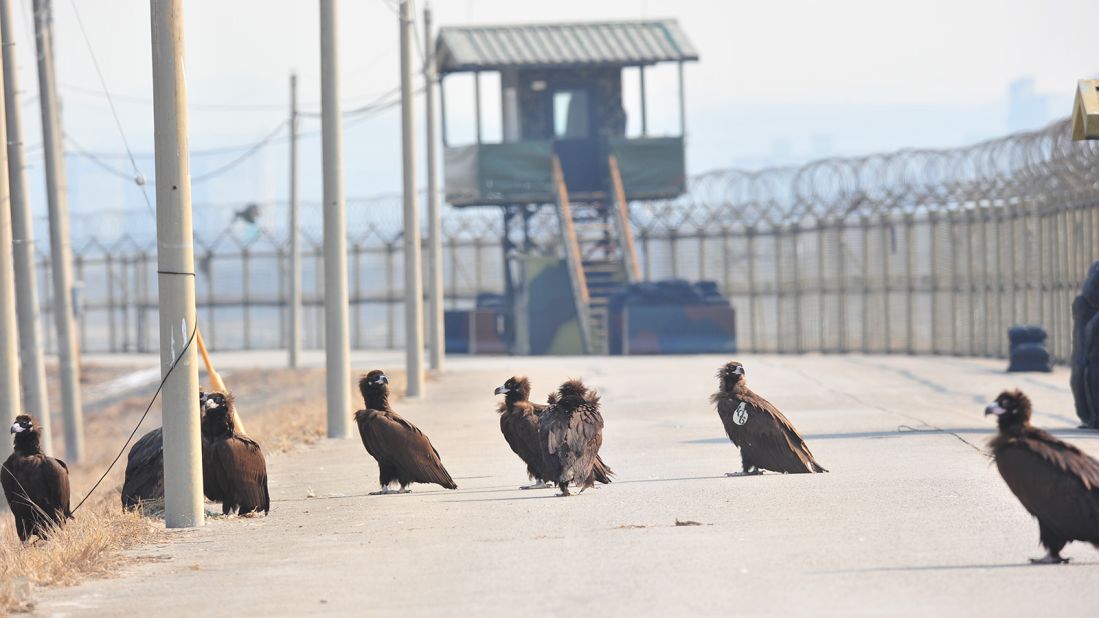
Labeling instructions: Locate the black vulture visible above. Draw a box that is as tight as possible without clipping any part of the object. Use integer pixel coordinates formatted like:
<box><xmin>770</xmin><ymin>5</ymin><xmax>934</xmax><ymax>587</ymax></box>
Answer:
<box><xmin>122</xmin><ymin>389</ymin><xmax>213</xmax><ymax>510</ymax></box>
<box><xmin>355</xmin><ymin>370</ymin><xmax>457</xmax><ymax>494</ymax></box>
<box><xmin>986</xmin><ymin>389</ymin><xmax>1099</xmax><ymax>563</ymax></box>
<box><xmin>200</xmin><ymin>392</ymin><xmax>270</xmax><ymax>515</ymax></box>
<box><xmin>711</xmin><ymin>361</ymin><xmax>827</xmax><ymax>475</ymax></box>
<box><xmin>538</xmin><ymin>379</ymin><xmax>605</xmax><ymax>497</ymax></box>
<box><xmin>1</xmin><ymin>415</ymin><xmax>71</xmax><ymax>542</ymax></box>
<box><xmin>495</xmin><ymin>376</ymin><xmax>613</xmax><ymax>489</ymax></box>
<box><xmin>121</xmin><ymin>426</ymin><xmax>166</xmax><ymax>509</ymax></box>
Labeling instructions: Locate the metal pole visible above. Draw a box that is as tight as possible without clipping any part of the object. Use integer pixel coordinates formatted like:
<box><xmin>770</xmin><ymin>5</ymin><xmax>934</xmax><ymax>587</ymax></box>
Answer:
<box><xmin>32</xmin><ymin>0</ymin><xmax>82</xmax><ymax>461</ymax></box>
<box><xmin>0</xmin><ymin>44</ymin><xmax>18</xmax><ymax>454</ymax></box>
<box><xmin>639</xmin><ymin>65</ymin><xmax>647</xmax><ymax>137</ymax></box>
<box><xmin>288</xmin><ymin>72</ymin><xmax>301</xmax><ymax>368</ymax></box>
<box><xmin>401</xmin><ymin>0</ymin><xmax>425</xmax><ymax>396</ymax></box>
<box><xmin>424</xmin><ymin>4</ymin><xmax>444</xmax><ymax>372</ymax></box>
<box><xmin>320</xmin><ymin>0</ymin><xmax>351</xmax><ymax>436</ymax></box>
<box><xmin>1</xmin><ymin>0</ymin><xmax>50</xmax><ymax>454</ymax></box>
<box><xmin>474</xmin><ymin>71</ymin><xmax>482</xmax><ymax>145</ymax></box>
<box><xmin>677</xmin><ymin>61</ymin><xmax>686</xmax><ymax>136</ymax></box>
<box><xmin>150</xmin><ymin>0</ymin><xmax>202</xmax><ymax>529</ymax></box>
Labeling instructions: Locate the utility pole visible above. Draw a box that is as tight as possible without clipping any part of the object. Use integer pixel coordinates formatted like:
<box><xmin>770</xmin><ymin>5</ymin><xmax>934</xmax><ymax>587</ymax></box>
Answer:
<box><xmin>401</xmin><ymin>0</ymin><xmax>424</xmax><ymax>397</ymax></box>
<box><xmin>320</xmin><ymin>0</ymin><xmax>351</xmax><ymax>436</ymax></box>
<box><xmin>150</xmin><ymin>0</ymin><xmax>203</xmax><ymax>528</ymax></box>
<box><xmin>1</xmin><ymin>0</ymin><xmax>51</xmax><ymax>454</ymax></box>
<box><xmin>288</xmin><ymin>72</ymin><xmax>301</xmax><ymax>369</ymax></box>
<box><xmin>424</xmin><ymin>4</ymin><xmax>444</xmax><ymax>373</ymax></box>
<box><xmin>0</xmin><ymin>38</ymin><xmax>18</xmax><ymax>455</ymax></box>
<box><xmin>32</xmin><ymin>0</ymin><xmax>82</xmax><ymax>462</ymax></box>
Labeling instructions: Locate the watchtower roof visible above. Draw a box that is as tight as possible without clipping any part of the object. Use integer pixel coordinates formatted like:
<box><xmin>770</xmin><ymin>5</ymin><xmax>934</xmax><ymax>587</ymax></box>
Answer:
<box><xmin>436</xmin><ymin>19</ymin><xmax>699</xmax><ymax>74</ymax></box>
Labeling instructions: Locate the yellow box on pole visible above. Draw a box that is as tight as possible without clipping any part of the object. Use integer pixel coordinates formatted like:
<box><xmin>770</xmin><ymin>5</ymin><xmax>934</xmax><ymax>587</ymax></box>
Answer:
<box><xmin>1072</xmin><ymin>79</ymin><xmax>1099</xmax><ymax>141</ymax></box>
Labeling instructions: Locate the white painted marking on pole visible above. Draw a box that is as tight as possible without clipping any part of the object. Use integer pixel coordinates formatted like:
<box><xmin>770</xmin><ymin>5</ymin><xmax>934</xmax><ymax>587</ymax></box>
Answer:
<box><xmin>733</xmin><ymin>402</ymin><xmax>749</xmax><ymax>425</ymax></box>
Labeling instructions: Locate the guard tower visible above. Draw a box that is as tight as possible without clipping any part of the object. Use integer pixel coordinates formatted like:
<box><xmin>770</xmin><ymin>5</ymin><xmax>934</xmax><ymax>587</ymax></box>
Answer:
<box><xmin>436</xmin><ymin>20</ymin><xmax>699</xmax><ymax>354</ymax></box>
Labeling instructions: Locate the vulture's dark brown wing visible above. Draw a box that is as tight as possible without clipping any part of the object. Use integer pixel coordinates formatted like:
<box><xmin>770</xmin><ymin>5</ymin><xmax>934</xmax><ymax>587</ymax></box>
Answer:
<box><xmin>209</xmin><ymin>437</ymin><xmax>270</xmax><ymax>513</ymax></box>
<box><xmin>499</xmin><ymin>402</ymin><xmax>546</xmax><ymax>480</ymax></box>
<box><xmin>359</xmin><ymin>410</ymin><xmax>457</xmax><ymax>489</ymax></box>
<box><xmin>202</xmin><ymin>441</ymin><xmax>230</xmax><ymax>503</ymax></box>
<box><xmin>543</xmin><ymin>405</ymin><xmax>604</xmax><ymax>486</ymax></box>
<box><xmin>46</xmin><ymin>457</ymin><xmax>71</xmax><ymax>519</ymax></box>
<box><xmin>994</xmin><ymin>432</ymin><xmax>1099</xmax><ymax>543</ymax></box>
<box><xmin>2</xmin><ymin>454</ymin><xmax>70</xmax><ymax>539</ymax></box>
<box><xmin>1</xmin><ymin>453</ymin><xmax>18</xmax><ymax>508</ymax></box>
<box><xmin>592</xmin><ymin>454</ymin><xmax>614</xmax><ymax>484</ymax></box>
<box><xmin>724</xmin><ymin>390</ymin><xmax>825</xmax><ymax>473</ymax></box>
<box><xmin>122</xmin><ymin>427</ymin><xmax>165</xmax><ymax>508</ymax></box>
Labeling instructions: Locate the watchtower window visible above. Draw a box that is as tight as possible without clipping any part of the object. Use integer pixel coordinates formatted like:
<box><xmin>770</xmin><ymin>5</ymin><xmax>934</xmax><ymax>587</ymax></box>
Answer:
<box><xmin>552</xmin><ymin>89</ymin><xmax>590</xmax><ymax>139</ymax></box>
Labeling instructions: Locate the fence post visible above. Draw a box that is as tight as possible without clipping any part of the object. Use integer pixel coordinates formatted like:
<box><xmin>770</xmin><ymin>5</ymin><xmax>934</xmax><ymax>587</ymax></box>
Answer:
<box><xmin>697</xmin><ymin>231</ymin><xmax>706</xmax><ymax>282</ymax></box>
<box><xmin>880</xmin><ymin>213</ymin><xmax>892</xmax><ymax>353</ymax></box>
<box><xmin>386</xmin><ymin>242</ymin><xmax>395</xmax><ymax>350</ymax></box>
<box><xmin>835</xmin><ymin>217</ymin><xmax>848</xmax><ymax>353</ymax></box>
<box><xmin>242</xmin><ymin>247</ymin><xmax>251</xmax><ymax>350</ymax></box>
<box><xmin>745</xmin><ymin>227</ymin><xmax>757</xmax><ymax>353</ymax></box>
<box><xmin>206</xmin><ymin>250</ymin><xmax>217</xmax><ymax>349</ymax></box>
<box><xmin>790</xmin><ymin>223</ymin><xmax>802</xmax><ymax>353</ymax></box>
<box><xmin>721</xmin><ymin>229</ymin><xmax>731</xmax><ymax>299</ymax></box>
<box><xmin>816</xmin><ymin>219</ymin><xmax>826</xmax><ymax>352</ymax></box>
<box><xmin>774</xmin><ymin>226</ymin><xmax>785</xmax><ymax>353</ymax></box>
<box><xmin>352</xmin><ymin>244</ymin><xmax>362</xmax><ymax>349</ymax></box>
<box><xmin>860</xmin><ymin>216</ymin><xmax>871</xmax><ymax>353</ymax></box>
<box><xmin>106</xmin><ymin>253</ymin><xmax>117</xmax><ymax>352</ymax></box>
<box><xmin>927</xmin><ymin>212</ymin><xmax>938</xmax><ymax>355</ymax></box>
<box><xmin>904</xmin><ymin>212</ymin><xmax>915</xmax><ymax>354</ymax></box>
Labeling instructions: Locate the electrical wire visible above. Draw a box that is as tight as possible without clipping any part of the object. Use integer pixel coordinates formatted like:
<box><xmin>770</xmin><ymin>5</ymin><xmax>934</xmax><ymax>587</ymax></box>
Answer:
<box><xmin>190</xmin><ymin>119</ymin><xmax>288</xmax><ymax>184</ymax></box>
<box><xmin>65</xmin><ymin>0</ymin><xmax>154</xmax><ymax>217</ymax></box>
<box><xmin>69</xmin><ymin>311</ymin><xmax>198</xmax><ymax>514</ymax></box>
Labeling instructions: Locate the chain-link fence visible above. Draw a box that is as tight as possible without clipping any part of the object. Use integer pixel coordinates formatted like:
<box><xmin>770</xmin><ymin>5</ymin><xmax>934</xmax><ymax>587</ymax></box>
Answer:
<box><xmin>34</xmin><ymin>118</ymin><xmax>1099</xmax><ymax>360</ymax></box>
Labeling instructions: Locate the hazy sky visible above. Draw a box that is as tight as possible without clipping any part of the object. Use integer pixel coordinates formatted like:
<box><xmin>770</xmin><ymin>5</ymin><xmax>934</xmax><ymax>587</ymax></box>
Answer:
<box><xmin>8</xmin><ymin>0</ymin><xmax>1097</xmax><ymax>223</ymax></box>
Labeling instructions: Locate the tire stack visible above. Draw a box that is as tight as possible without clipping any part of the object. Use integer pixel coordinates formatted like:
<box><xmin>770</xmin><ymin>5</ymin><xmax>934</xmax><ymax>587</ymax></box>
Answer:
<box><xmin>1007</xmin><ymin>325</ymin><xmax>1052</xmax><ymax>373</ymax></box>
<box><xmin>1071</xmin><ymin>261</ymin><xmax>1099</xmax><ymax>428</ymax></box>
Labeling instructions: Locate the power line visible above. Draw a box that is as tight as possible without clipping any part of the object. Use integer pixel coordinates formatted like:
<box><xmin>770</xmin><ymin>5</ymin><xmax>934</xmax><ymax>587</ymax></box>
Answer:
<box><xmin>61</xmin><ymin>82</ymin><xmax>288</xmax><ymax>112</ymax></box>
<box><xmin>65</xmin><ymin>0</ymin><xmax>153</xmax><ymax>216</ymax></box>
<box><xmin>190</xmin><ymin>119</ymin><xmax>288</xmax><ymax>183</ymax></box>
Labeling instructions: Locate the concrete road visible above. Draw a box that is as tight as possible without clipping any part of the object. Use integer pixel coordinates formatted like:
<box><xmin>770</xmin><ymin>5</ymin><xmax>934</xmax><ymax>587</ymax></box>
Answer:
<box><xmin>38</xmin><ymin>354</ymin><xmax>1097</xmax><ymax>617</ymax></box>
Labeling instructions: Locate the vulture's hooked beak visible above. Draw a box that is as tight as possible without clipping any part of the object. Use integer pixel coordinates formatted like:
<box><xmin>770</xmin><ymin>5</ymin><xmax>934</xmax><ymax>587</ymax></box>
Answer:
<box><xmin>204</xmin><ymin>398</ymin><xmax>219</xmax><ymax>410</ymax></box>
<box><xmin>984</xmin><ymin>403</ymin><xmax>1006</xmax><ymax>417</ymax></box>
<box><xmin>494</xmin><ymin>386</ymin><xmax>508</xmax><ymax>395</ymax></box>
<box><xmin>11</xmin><ymin>422</ymin><xmax>25</xmax><ymax>434</ymax></box>
<box><xmin>373</xmin><ymin>375</ymin><xmax>389</xmax><ymax>385</ymax></box>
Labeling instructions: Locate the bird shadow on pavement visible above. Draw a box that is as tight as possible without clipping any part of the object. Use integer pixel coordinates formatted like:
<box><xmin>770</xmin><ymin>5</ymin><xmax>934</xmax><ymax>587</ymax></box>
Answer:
<box><xmin>813</xmin><ymin>561</ymin><xmax>1099</xmax><ymax>575</ymax></box>
<box><xmin>687</xmin><ymin>427</ymin><xmax>1099</xmax><ymax>444</ymax></box>
<box><xmin>611</xmin><ymin>474</ymin><xmax>731</xmax><ymax>484</ymax></box>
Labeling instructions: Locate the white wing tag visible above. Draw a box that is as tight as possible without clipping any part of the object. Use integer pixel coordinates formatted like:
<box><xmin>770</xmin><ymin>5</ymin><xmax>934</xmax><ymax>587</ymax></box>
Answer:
<box><xmin>733</xmin><ymin>401</ymin><xmax>749</xmax><ymax>425</ymax></box>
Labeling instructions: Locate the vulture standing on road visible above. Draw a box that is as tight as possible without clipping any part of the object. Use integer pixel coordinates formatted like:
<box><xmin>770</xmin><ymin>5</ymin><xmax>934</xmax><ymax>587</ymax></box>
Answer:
<box><xmin>1</xmin><ymin>415</ymin><xmax>71</xmax><ymax>542</ymax></box>
<box><xmin>495</xmin><ymin>376</ymin><xmax>613</xmax><ymax>489</ymax></box>
<box><xmin>711</xmin><ymin>361</ymin><xmax>827</xmax><ymax>475</ymax></box>
<box><xmin>355</xmin><ymin>370</ymin><xmax>457</xmax><ymax>494</ymax></box>
<box><xmin>985</xmin><ymin>389</ymin><xmax>1099</xmax><ymax>563</ymax></box>
<box><xmin>201</xmin><ymin>392</ymin><xmax>270</xmax><ymax>515</ymax></box>
<box><xmin>538</xmin><ymin>379</ymin><xmax>605</xmax><ymax>497</ymax></box>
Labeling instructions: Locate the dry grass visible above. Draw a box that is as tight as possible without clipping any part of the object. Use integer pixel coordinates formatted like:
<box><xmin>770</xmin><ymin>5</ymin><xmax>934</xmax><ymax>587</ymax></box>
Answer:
<box><xmin>0</xmin><ymin>362</ymin><xmax>407</xmax><ymax>614</ymax></box>
<box><xmin>0</xmin><ymin>497</ymin><xmax>162</xmax><ymax>614</ymax></box>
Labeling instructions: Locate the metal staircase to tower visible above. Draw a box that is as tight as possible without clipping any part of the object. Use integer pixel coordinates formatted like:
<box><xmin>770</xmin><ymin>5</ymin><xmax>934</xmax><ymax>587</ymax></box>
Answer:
<box><xmin>552</xmin><ymin>155</ymin><xmax>642</xmax><ymax>354</ymax></box>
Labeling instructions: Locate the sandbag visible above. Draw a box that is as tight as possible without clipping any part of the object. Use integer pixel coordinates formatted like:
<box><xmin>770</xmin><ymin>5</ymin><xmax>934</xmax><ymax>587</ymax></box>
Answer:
<box><xmin>1008</xmin><ymin>325</ymin><xmax>1048</xmax><ymax>347</ymax></box>
<box><xmin>1007</xmin><ymin>342</ymin><xmax>1052</xmax><ymax>373</ymax></box>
